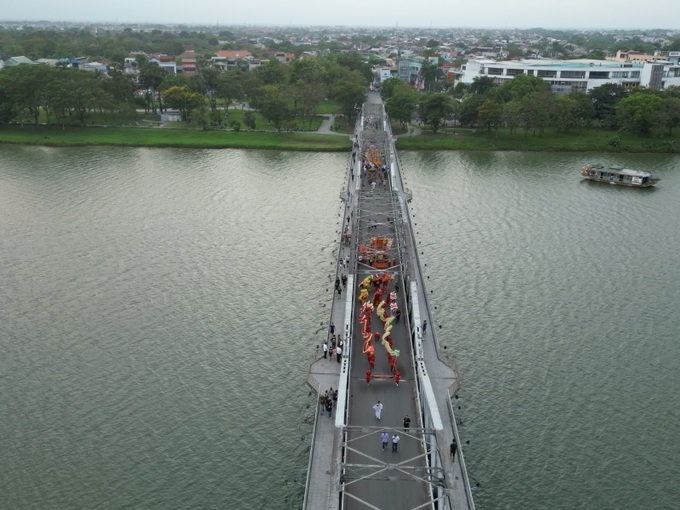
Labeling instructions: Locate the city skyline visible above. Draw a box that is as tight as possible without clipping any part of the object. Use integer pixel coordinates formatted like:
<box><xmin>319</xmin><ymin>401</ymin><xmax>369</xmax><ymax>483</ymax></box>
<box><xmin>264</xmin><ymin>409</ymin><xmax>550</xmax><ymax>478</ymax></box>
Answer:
<box><xmin>2</xmin><ymin>0</ymin><xmax>679</xmax><ymax>31</ymax></box>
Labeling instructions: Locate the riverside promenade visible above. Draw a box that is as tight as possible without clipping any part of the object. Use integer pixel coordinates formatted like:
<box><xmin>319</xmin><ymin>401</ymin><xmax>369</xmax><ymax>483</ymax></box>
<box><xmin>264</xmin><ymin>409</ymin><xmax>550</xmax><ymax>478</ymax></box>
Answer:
<box><xmin>304</xmin><ymin>92</ymin><xmax>475</xmax><ymax>510</ymax></box>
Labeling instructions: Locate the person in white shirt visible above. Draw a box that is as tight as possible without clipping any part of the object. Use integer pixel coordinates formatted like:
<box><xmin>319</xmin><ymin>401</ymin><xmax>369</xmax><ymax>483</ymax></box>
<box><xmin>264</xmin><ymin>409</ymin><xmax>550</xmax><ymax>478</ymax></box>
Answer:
<box><xmin>392</xmin><ymin>434</ymin><xmax>400</xmax><ymax>452</ymax></box>
<box><xmin>373</xmin><ymin>401</ymin><xmax>383</xmax><ymax>420</ymax></box>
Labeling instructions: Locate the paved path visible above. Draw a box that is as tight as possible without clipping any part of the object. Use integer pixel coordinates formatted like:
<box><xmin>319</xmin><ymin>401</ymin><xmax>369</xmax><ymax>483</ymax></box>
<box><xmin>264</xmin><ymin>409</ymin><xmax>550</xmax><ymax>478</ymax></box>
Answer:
<box><xmin>317</xmin><ymin>114</ymin><xmax>349</xmax><ymax>136</ymax></box>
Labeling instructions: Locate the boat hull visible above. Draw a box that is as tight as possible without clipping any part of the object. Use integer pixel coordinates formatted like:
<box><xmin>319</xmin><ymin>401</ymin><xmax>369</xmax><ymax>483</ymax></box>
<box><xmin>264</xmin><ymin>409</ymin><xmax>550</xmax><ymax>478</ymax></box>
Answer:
<box><xmin>580</xmin><ymin>175</ymin><xmax>657</xmax><ymax>187</ymax></box>
<box><xmin>580</xmin><ymin>164</ymin><xmax>659</xmax><ymax>187</ymax></box>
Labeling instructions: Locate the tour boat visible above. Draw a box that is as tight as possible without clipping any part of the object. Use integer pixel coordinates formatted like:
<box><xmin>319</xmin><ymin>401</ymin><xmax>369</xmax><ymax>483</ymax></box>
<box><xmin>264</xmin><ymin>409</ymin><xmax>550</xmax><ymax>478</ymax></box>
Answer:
<box><xmin>580</xmin><ymin>164</ymin><xmax>660</xmax><ymax>187</ymax></box>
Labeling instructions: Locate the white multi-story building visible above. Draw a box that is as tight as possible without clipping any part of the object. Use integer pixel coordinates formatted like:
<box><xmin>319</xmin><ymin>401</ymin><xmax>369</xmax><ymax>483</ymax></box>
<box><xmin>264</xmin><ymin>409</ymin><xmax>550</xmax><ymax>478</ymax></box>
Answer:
<box><xmin>460</xmin><ymin>57</ymin><xmax>680</xmax><ymax>93</ymax></box>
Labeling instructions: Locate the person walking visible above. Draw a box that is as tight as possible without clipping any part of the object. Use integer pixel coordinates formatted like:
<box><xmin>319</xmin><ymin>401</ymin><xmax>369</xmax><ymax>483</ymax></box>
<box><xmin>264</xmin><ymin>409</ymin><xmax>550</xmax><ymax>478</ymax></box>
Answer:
<box><xmin>381</xmin><ymin>432</ymin><xmax>389</xmax><ymax>451</ymax></box>
<box><xmin>422</xmin><ymin>320</ymin><xmax>428</xmax><ymax>336</ymax></box>
<box><xmin>322</xmin><ymin>341</ymin><xmax>328</xmax><ymax>359</ymax></box>
<box><xmin>335</xmin><ymin>344</ymin><xmax>342</xmax><ymax>362</ymax></box>
<box><xmin>372</xmin><ymin>401</ymin><xmax>383</xmax><ymax>420</ymax></box>
<box><xmin>329</xmin><ymin>322</ymin><xmax>335</xmax><ymax>335</ymax></box>
<box><xmin>325</xmin><ymin>399</ymin><xmax>333</xmax><ymax>418</ymax></box>
<box><xmin>392</xmin><ymin>434</ymin><xmax>400</xmax><ymax>452</ymax></box>
<box><xmin>450</xmin><ymin>438</ymin><xmax>457</xmax><ymax>460</ymax></box>
<box><xmin>403</xmin><ymin>415</ymin><xmax>411</xmax><ymax>432</ymax></box>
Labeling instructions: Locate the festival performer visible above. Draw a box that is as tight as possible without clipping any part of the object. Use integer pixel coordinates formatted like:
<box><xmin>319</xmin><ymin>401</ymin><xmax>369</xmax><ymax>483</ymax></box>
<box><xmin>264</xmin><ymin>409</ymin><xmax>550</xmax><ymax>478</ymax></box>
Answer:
<box><xmin>376</xmin><ymin>300</ymin><xmax>386</xmax><ymax>322</ymax></box>
<box><xmin>394</xmin><ymin>370</ymin><xmax>401</xmax><ymax>386</ymax></box>
<box><xmin>359</xmin><ymin>276</ymin><xmax>372</xmax><ymax>290</ymax></box>
<box><xmin>366</xmin><ymin>369</ymin><xmax>372</xmax><ymax>385</ymax></box>
<box><xmin>358</xmin><ymin>288</ymin><xmax>369</xmax><ymax>303</ymax></box>
<box><xmin>372</xmin><ymin>287</ymin><xmax>383</xmax><ymax>306</ymax></box>
<box><xmin>389</xmin><ymin>355</ymin><xmax>397</xmax><ymax>373</ymax></box>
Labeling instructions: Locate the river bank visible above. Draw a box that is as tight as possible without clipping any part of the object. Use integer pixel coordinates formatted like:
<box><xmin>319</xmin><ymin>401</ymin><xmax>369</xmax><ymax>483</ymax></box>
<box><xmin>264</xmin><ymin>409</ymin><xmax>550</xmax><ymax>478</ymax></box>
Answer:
<box><xmin>1</xmin><ymin>124</ymin><xmax>679</xmax><ymax>153</ymax></box>
<box><xmin>0</xmin><ymin>126</ymin><xmax>352</xmax><ymax>152</ymax></box>
<box><xmin>394</xmin><ymin>126</ymin><xmax>680</xmax><ymax>153</ymax></box>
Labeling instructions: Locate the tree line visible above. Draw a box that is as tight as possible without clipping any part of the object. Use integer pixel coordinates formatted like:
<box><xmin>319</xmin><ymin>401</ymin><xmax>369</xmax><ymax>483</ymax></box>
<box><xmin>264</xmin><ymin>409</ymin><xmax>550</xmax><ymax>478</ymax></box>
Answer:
<box><xmin>0</xmin><ymin>52</ymin><xmax>371</xmax><ymax>130</ymax></box>
<box><xmin>382</xmin><ymin>74</ymin><xmax>680</xmax><ymax>138</ymax></box>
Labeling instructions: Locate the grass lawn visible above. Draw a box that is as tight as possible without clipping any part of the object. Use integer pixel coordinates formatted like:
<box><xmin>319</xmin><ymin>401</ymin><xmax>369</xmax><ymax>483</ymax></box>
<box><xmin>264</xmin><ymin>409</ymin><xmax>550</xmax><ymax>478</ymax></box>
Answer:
<box><xmin>331</xmin><ymin>115</ymin><xmax>357</xmax><ymax>134</ymax></box>
<box><xmin>316</xmin><ymin>100</ymin><xmax>340</xmax><ymax>115</ymax></box>
<box><xmin>0</xmin><ymin>125</ymin><xmax>352</xmax><ymax>151</ymax></box>
<box><xmin>3</xmin><ymin>120</ymin><xmax>679</xmax><ymax>154</ymax></box>
<box><xmin>395</xmin><ymin>126</ymin><xmax>680</xmax><ymax>153</ymax></box>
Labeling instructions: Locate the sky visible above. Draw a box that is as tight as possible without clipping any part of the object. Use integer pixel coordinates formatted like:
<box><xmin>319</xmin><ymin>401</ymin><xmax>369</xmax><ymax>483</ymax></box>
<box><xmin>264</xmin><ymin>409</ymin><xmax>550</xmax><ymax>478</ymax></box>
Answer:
<box><xmin>2</xmin><ymin>0</ymin><xmax>679</xmax><ymax>31</ymax></box>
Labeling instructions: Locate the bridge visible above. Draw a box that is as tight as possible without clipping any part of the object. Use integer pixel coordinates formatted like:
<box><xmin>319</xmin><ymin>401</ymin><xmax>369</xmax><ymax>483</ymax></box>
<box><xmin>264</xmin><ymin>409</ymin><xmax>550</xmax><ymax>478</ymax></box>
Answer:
<box><xmin>304</xmin><ymin>92</ymin><xmax>475</xmax><ymax>510</ymax></box>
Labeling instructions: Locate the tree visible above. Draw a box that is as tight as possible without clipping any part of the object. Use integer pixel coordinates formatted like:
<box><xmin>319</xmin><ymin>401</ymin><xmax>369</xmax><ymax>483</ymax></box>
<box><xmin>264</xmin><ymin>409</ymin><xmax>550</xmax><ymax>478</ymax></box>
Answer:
<box><xmin>477</xmin><ymin>98</ymin><xmax>502</xmax><ymax>131</ymax></box>
<box><xmin>196</xmin><ymin>66</ymin><xmax>221</xmax><ymax>110</ymax></box>
<box><xmin>450</xmin><ymin>82</ymin><xmax>468</xmax><ymax>100</ymax></box>
<box><xmin>163</xmin><ymin>85</ymin><xmax>206</xmax><ymax>121</ymax></box>
<box><xmin>552</xmin><ymin>95</ymin><xmax>580</xmax><ymax>134</ymax></box>
<box><xmin>518</xmin><ymin>90</ymin><xmax>554</xmax><ymax>135</ymax></box>
<box><xmin>189</xmin><ymin>105</ymin><xmax>210</xmax><ymax>130</ymax></box>
<box><xmin>292</xmin><ymin>79</ymin><xmax>326</xmax><ymax>129</ymax></box>
<box><xmin>380</xmin><ymin>77</ymin><xmax>406</xmax><ymax>101</ymax></box>
<box><xmin>498</xmin><ymin>73</ymin><xmax>550</xmax><ymax>102</ymax></box>
<box><xmin>288</xmin><ymin>58</ymin><xmax>322</xmax><ymax>85</ymax></box>
<box><xmin>138</xmin><ymin>61</ymin><xmax>167</xmax><ymax>113</ymax></box>
<box><xmin>589</xmin><ymin>83</ymin><xmax>628</xmax><ymax>129</ymax></box>
<box><xmin>566</xmin><ymin>92</ymin><xmax>596</xmax><ymax>131</ymax></box>
<box><xmin>243</xmin><ymin>111</ymin><xmax>257</xmax><ymax>130</ymax></box>
<box><xmin>257</xmin><ymin>84</ymin><xmax>292</xmax><ymax>132</ymax></box>
<box><xmin>331</xmin><ymin>81</ymin><xmax>365</xmax><ymax>124</ymax></box>
<box><xmin>215</xmin><ymin>70</ymin><xmax>244</xmax><ymax>115</ymax></box>
<box><xmin>458</xmin><ymin>93</ymin><xmax>485</xmax><ymax>127</ymax></box>
<box><xmin>419</xmin><ymin>60</ymin><xmax>443</xmax><ymax>92</ymax></box>
<box><xmin>616</xmin><ymin>92</ymin><xmax>664</xmax><ymax>136</ymax></box>
<box><xmin>470</xmin><ymin>75</ymin><xmax>497</xmax><ymax>95</ymax></box>
<box><xmin>336</xmin><ymin>52</ymin><xmax>373</xmax><ymax>83</ymax></box>
<box><xmin>502</xmin><ymin>100</ymin><xmax>523</xmax><ymax>136</ymax></box>
<box><xmin>255</xmin><ymin>59</ymin><xmax>288</xmax><ymax>85</ymax></box>
<box><xmin>385</xmin><ymin>91</ymin><xmax>418</xmax><ymax>129</ymax></box>
<box><xmin>659</xmin><ymin>97</ymin><xmax>680</xmax><ymax>135</ymax></box>
<box><xmin>418</xmin><ymin>93</ymin><xmax>454</xmax><ymax>133</ymax></box>
<box><xmin>63</xmin><ymin>70</ymin><xmax>101</xmax><ymax>125</ymax></box>
<box><xmin>0</xmin><ymin>64</ymin><xmax>51</xmax><ymax>125</ymax></box>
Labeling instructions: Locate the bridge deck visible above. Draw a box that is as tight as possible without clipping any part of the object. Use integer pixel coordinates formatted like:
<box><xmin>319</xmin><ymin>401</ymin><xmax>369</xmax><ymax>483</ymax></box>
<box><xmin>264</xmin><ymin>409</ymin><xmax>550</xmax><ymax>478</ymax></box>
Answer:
<box><xmin>305</xmin><ymin>93</ymin><xmax>474</xmax><ymax>510</ymax></box>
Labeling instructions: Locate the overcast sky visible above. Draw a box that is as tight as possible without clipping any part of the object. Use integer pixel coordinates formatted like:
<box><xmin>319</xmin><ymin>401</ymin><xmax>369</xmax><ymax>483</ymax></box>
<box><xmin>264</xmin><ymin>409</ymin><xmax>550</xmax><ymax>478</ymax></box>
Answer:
<box><xmin>2</xmin><ymin>0</ymin><xmax>679</xmax><ymax>31</ymax></box>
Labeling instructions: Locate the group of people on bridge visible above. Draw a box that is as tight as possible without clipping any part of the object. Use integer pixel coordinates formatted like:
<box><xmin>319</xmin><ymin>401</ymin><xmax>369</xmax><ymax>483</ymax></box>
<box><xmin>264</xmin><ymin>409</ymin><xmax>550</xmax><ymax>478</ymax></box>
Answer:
<box><xmin>359</xmin><ymin>272</ymin><xmax>402</xmax><ymax>387</ymax></box>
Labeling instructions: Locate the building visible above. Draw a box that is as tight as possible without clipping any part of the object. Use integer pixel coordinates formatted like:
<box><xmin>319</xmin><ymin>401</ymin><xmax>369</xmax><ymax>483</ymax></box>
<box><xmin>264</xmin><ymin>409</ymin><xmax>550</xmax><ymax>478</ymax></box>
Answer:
<box><xmin>610</xmin><ymin>50</ymin><xmax>666</xmax><ymax>63</ymax></box>
<box><xmin>274</xmin><ymin>52</ymin><xmax>294</xmax><ymax>64</ymax></box>
<box><xmin>459</xmin><ymin>57</ymin><xmax>680</xmax><ymax>93</ymax></box>
<box><xmin>378</xmin><ymin>66</ymin><xmax>398</xmax><ymax>83</ymax></box>
<box><xmin>80</xmin><ymin>61</ymin><xmax>108</xmax><ymax>74</ymax></box>
<box><xmin>4</xmin><ymin>56</ymin><xmax>36</xmax><ymax>66</ymax></box>
<box><xmin>150</xmin><ymin>54</ymin><xmax>177</xmax><ymax>74</ymax></box>
<box><xmin>210</xmin><ymin>50</ymin><xmax>252</xmax><ymax>72</ymax></box>
<box><xmin>398</xmin><ymin>57</ymin><xmax>423</xmax><ymax>84</ymax></box>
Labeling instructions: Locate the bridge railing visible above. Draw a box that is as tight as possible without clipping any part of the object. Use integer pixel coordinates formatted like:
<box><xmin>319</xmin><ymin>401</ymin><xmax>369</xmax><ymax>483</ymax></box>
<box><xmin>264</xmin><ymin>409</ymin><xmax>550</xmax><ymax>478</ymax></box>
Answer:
<box><xmin>301</xmin><ymin>380</ymin><xmax>322</xmax><ymax>510</ymax></box>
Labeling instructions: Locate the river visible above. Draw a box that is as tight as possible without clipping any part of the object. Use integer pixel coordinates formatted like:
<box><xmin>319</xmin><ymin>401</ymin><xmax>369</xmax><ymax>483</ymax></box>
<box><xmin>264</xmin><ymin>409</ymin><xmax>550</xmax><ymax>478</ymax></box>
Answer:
<box><xmin>1</xmin><ymin>146</ymin><xmax>678</xmax><ymax>509</ymax></box>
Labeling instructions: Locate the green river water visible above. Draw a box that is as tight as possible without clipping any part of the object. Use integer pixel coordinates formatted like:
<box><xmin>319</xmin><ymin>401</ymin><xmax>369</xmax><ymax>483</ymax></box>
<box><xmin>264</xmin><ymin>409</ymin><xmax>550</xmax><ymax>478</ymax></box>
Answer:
<box><xmin>1</xmin><ymin>146</ymin><xmax>678</xmax><ymax>509</ymax></box>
